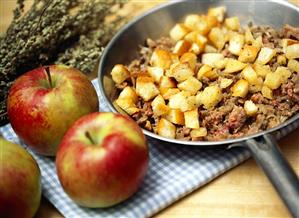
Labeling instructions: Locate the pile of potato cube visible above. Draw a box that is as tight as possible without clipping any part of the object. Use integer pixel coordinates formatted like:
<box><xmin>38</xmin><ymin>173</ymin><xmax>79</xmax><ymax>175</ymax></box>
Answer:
<box><xmin>111</xmin><ymin>6</ymin><xmax>299</xmax><ymax>139</ymax></box>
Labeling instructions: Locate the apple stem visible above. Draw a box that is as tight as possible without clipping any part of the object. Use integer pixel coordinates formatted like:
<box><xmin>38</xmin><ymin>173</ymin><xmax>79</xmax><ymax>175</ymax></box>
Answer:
<box><xmin>85</xmin><ymin>131</ymin><xmax>96</xmax><ymax>145</ymax></box>
<box><xmin>45</xmin><ymin>66</ymin><xmax>53</xmax><ymax>88</ymax></box>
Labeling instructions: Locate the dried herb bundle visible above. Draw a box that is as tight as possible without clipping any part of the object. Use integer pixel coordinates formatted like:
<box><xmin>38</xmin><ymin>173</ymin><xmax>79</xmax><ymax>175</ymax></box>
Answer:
<box><xmin>0</xmin><ymin>0</ymin><xmax>126</xmax><ymax>125</ymax></box>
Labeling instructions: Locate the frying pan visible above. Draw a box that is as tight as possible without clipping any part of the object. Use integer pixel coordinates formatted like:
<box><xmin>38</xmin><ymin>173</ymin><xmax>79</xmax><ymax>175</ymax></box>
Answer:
<box><xmin>98</xmin><ymin>0</ymin><xmax>299</xmax><ymax>216</ymax></box>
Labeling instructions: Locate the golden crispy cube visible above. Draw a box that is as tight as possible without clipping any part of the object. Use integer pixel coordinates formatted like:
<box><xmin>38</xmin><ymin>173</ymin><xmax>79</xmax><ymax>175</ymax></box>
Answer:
<box><xmin>118</xmin><ymin>87</ymin><xmax>138</xmax><ymax>103</ymax></box>
<box><xmin>189</xmin><ymin>43</ymin><xmax>202</xmax><ymax>55</ymax></box>
<box><xmin>161</xmin><ymin>88</ymin><xmax>180</xmax><ymax>100</ymax></box>
<box><xmin>238</xmin><ymin>45</ymin><xmax>260</xmax><ymax>63</ymax></box>
<box><xmin>206</xmin><ymin>14</ymin><xmax>219</xmax><ymax>29</ymax></box>
<box><xmin>231</xmin><ymin>79</ymin><xmax>249</xmax><ymax>98</ymax></box>
<box><xmin>196</xmin><ymin>85</ymin><xmax>222</xmax><ymax>109</ymax></box>
<box><xmin>151</xmin><ymin>95</ymin><xmax>169</xmax><ymax>116</ymax></box>
<box><xmin>201</xmin><ymin>53</ymin><xmax>224</xmax><ymax>68</ymax></box>
<box><xmin>253</xmin><ymin>63</ymin><xmax>272</xmax><ymax>78</ymax></box>
<box><xmin>194</xmin><ymin>15</ymin><xmax>210</xmax><ymax>35</ymax></box>
<box><xmin>275</xmin><ymin>67</ymin><xmax>291</xmax><ymax>85</ymax></box>
<box><xmin>244</xmin><ymin>100</ymin><xmax>258</xmax><ymax>116</ymax></box>
<box><xmin>190</xmin><ymin>128</ymin><xmax>207</xmax><ymax>138</ymax></box>
<box><xmin>208</xmin><ymin>27</ymin><xmax>226</xmax><ymax>50</ymax></box>
<box><xmin>264</xmin><ymin>72</ymin><xmax>281</xmax><ymax>90</ymax></box>
<box><xmin>281</xmin><ymin>38</ymin><xmax>299</xmax><ymax>53</ymax></box>
<box><xmin>204</xmin><ymin>44</ymin><xmax>218</xmax><ymax>53</ymax></box>
<box><xmin>249</xmin><ymin>77</ymin><xmax>263</xmax><ymax>93</ymax></box>
<box><xmin>219</xmin><ymin>77</ymin><xmax>233</xmax><ymax>89</ymax></box>
<box><xmin>208</xmin><ymin>6</ymin><xmax>226</xmax><ymax>22</ymax></box>
<box><xmin>184</xmin><ymin>14</ymin><xmax>201</xmax><ymax>30</ymax></box>
<box><xmin>245</xmin><ymin>28</ymin><xmax>255</xmax><ymax>44</ymax></box>
<box><xmin>150</xmin><ymin>49</ymin><xmax>172</xmax><ymax>69</ymax></box>
<box><xmin>159</xmin><ymin>76</ymin><xmax>176</xmax><ymax>88</ymax></box>
<box><xmin>169</xmin><ymin>23</ymin><xmax>191</xmax><ymax>41</ymax></box>
<box><xmin>173</xmin><ymin>40</ymin><xmax>192</xmax><ymax>56</ymax></box>
<box><xmin>111</xmin><ymin>64</ymin><xmax>130</xmax><ymax>84</ymax></box>
<box><xmin>197</xmin><ymin>64</ymin><xmax>212</xmax><ymax>79</ymax></box>
<box><xmin>184</xmin><ymin>109</ymin><xmax>200</xmax><ymax>129</ymax></box>
<box><xmin>177</xmin><ymin>76</ymin><xmax>202</xmax><ymax>95</ymax></box>
<box><xmin>287</xmin><ymin>59</ymin><xmax>299</xmax><ymax>73</ymax></box>
<box><xmin>224</xmin><ymin>58</ymin><xmax>247</xmax><ymax>73</ymax></box>
<box><xmin>157</xmin><ymin>118</ymin><xmax>176</xmax><ymax>139</ymax></box>
<box><xmin>164</xmin><ymin>109</ymin><xmax>185</xmax><ymax>125</ymax></box>
<box><xmin>168</xmin><ymin>91</ymin><xmax>197</xmax><ymax>112</ymax></box>
<box><xmin>252</xmin><ymin>36</ymin><xmax>263</xmax><ymax>49</ymax></box>
<box><xmin>115</xmin><ymin>98</ymin><xmax>139</xmax><ymax>115</ymax></box>
<box><xmin>261</xmin><ymin>85</ymin><xmax>273</xmax><ymax>99</ymax></box>
<box><xmin>241</xmin><ymin>65</ymin><xmax>258</xmax><ymax>85</ymax></box>
<box><xmin>214</xmin><ymin>58</ymin><xmax>228</xmax><ymax>69</ymax></box>
<box><xmin>285</xmin><ymin>44</ymin><xmax>299</xmax><ymax>59</ymax></box>
<box><xmin>136</xmin><ymin>76</ymin><xmax>160</xmax><ymax>101</ymax></box>
<box><xmin>228</xmin><ymin>33</ymin><xmax>244</xmax><ymax>55</ymax></box>
<box><xmin>180</xmin><ymin>52</ymin><xmax>197</xmax><ymax>70</ymax></box>
<box><xmin>147</xmin><ymin>66</ymin><xmax>164</xmax><ymax>83</ymax></box>
<box><xmin>277</xmin><ymin>55</ymin><xmax>287</xmax><ymax>65</ymax></box>
<box><xmin>225</xmin><ymin>17</ymin><xmax>240</xmax><ymax>31</ymax></box>
<box><xmin>168</xmin><ymin>62</ymin><xmax>194</xmax><ymax>82</ymax></box>
<box><xmin>256</xmin><ymin>47</ymin><xmax>276</xmax><ymax>65</ymax></box>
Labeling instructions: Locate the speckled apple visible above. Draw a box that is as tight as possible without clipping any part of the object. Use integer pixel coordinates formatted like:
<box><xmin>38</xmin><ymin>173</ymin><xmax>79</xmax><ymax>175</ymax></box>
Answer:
<box><xmin>7</xmin><ymin>65</ymin><xmax>99</xmax><ymax>156</ymax></box>
<box><xmin>0</xmin><ymin>137</ymin><xmax>41</xmax><ymax>218</ymax></box>
<box><xmin>56</xmin><ymin>112</ymin><xmax>149</xmax><ymax>208</ymax></box>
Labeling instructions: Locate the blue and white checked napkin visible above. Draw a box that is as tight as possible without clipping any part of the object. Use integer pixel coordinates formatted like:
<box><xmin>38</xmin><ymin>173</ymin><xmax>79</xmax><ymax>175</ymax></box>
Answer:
<box><xmin>0</xmin><ymin>79</ymin><xmax>251</xmax><ymax>218</ymax></box>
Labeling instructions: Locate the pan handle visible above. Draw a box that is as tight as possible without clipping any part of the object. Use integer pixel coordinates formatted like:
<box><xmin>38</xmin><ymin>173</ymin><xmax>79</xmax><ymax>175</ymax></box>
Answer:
<box><xmin>246</xmin><ymin>133</ymin><xmax>299</xmax><ymax>217</ymax></box>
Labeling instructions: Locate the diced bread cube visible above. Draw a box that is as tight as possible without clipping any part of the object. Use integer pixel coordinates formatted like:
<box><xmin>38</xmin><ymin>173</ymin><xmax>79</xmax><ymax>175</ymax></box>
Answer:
<box><xmin>115</xmin><ymin>98</ymin><xmax>139</xmax><ymax>115</ymax></box>
<box><xmin>231</xmin><ymin>79</ymin><xmax>249</xmax><ymax>98</ymax></box>
<box><xmin>253</xmin><ymin>63</ymin><xmax>272</xmax><ymax>78</ymax></box>
<box><xmin>177</xmin><ymin>76</ymin><xmax>202</xmax><ymax>94</ymax></box>
<box><xmin>184</xmin><ymin>109</ymin><xmax>200</xmax><ymax>129</ymax></box>
<box><xmin>208</xmin><ymin>6</ymin><xmax>226</xmax><ymax>22</ymax></box>
<box><xmin>151</xmin><ymin>95</ymin><xmax>169</xmax><ymax>116</ymax></box>
<box><xmin>228</xmin><ymin>33</ymin><xmax>244</xmax><ymax>55</ymax></box>
<box><xmin>275</xmin><ymin>67</ymin><xmax>291</xmax><ymax>85</ymax></box>
<box><xmin>163</xmin><ymin>109</ymin><xmax>185</xmax><ymax>125</ymax></box>
<box><xmin>244</xmin><ymin>100</ymin><xmax>258</xmax><ymax>116</ymax></box>
<box><xmin>180</xmin><ymin>52</ymin><xmax>197</xmax><ymax>70</ymax></box>
<box><xmin>169</xmin><ymin>23</ymin><xmax>190</xmax><ymax>41</ymax></box>
<box><xmin>285</xmin><ymin>44</ymin><xmax>299</xmax><ymax>59</ymax></box>
<box><xmin>157</xmin><ymin>118</ymin><xmax>176</xmax><ymax>139</ymax></box>
<box><xmin>189</xmin><ymin>43</ymin><xmax>202</xmax><ymax>55</ymax></box>
<box><xmin>118</xmin><ymin>87</ymin><xmax>138</xmax><ymax>103</ymax></box>
<box><xmin>173</xmin><ymin>40</ymin><xmax>192</xmax><ymax>56</ymax></box>
<box><xmin>249</xmin><ymin>77</ymin><xmax>263</xmax><ymax>93</ymax></box>
<box><xmin>264</xmin><ymin>72</ymin><xmax>281</xmax><ymax>90</ymax></box>
<box><xmin>196</xmin><ymin>85</ymin><xmax>222</xmax><ymax>109</ymax></box>
<box><xmin>256</xmin><ymin>47</ymin><xmax>276</xmax><ymax>65</ymax></box>
<box><xmin>261</xmin><ymin>85</ymin><xmax>273</xmax><ymax>99</ymax></box>
<box><xmin>206</xmin><ymin>14</ymin><xmax>219</xmax><ymax>29</ymax></box>
<box><xmin>252</xmin><ymin>36</ymin><xmax>263</xmax><ymax>49</ymax></box>
<box><xmin>281</xmin><ymin>38</ymin><xmax>299</xmax><ymax>53</ymax></box>
<box><xmin>219</xmin><ymin>77</ymin><xmax>233</xmax><ymax>89</ymax></box>
<box><xmin>277</xmin><ymin>55</ymin><xmax>287</xmax><ymax>65</ymax></box>
<box><xmin>111</xmin><ymin>64</ymin><xmax>130</xmax><ymax>84</ymax></box>
<box><xmin>197</xmin><ymin>64</ymin><xmax>212</xmax><ymax>80</ymax></box>
<box><xmin>238</xmin><ymin>45</ymin><xmax>260</xmax><ymax>62</ymax></box>
<box><xmin>168</xmin><ymin>62</ymin><xmax>194</xmax><ymax>82</ymax></box>
<box><xmin>214</xmin><ymin>58</ymin><xmax>228</xmax><ymax>69</ymax></box>
<box><xmin>159</xmin><ymin>76</ymin><xmax>177</xmax><ymax>88</ymax></box>
<box><xmin>241</xmin><ymin>65</ymin><xmax>258</xmax><ymax>85</ymax></box>
<box><xmin>168</xmin><ymin>91</ymin><xmax>197</xmax><ymax>112</ymax></box>
<box><xmin>204</xmin><ymin>44</ymin><xmax>218</xmax><ymax>53</ymax></box>
<box><xmin>225</xmin><ymin>17</ymin><xmax>240</xmax><ymax>31</ymax></box>
<box><xmin>224</xmin><ymin>58</ymin><xmax>247</xmax><ymax>73</ymax></box>
<box><xmin>287</xmin><ymin>59</ymin><xmax>299</xmax><ymax>73</ymax></box>
<box><xmin>190</xmin><ymin>127</ymin><xmax>207</xmax><ymax>137</ymax></box>
<box><xmin>208</xmin><ymin>27</ymin><xmax>226</xmax><ymax>50</ymax></box>
<box><xmin>136</xmin><ymin>76</ymin><xmax>159</xmax><ymax>101</ymax></box>
<box><xmin>150</xmin><ymin>49</ymin><xmax>172</xmax><ymax>69</ymax></box>
<box><xmin>201</xmin><ymin>53</ymin><xmax>224</xmax><ymax>67</ymax></box>
<box><xmin>245</xmin><ymin>28</ymin><xmax>255</xmax><ymax>44</ymax></box>
<box><xmin>194</xmin><ymin>15</ymin><xmax>210</xmax><ymax>35</ymax></box>
<box><xmin>161</xmin><ymin>88</ymin><xmax>180</xmax><ymax>100</ymax></box>
<box><xmin>184</xmin><ymin>14</ymin><xmax>201</xmax><ymax>30</ymax></box>
<box><xmin>147</xmin><ymin>66</ymin><xmax>164</xmax><ymax>83</ymax></box>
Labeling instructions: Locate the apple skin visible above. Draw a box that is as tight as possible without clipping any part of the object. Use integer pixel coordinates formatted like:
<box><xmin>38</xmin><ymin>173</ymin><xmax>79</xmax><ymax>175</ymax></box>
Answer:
<box><xmin>0</xmin><ymin>137</ymin><xmax>41</xmax><ymax>218</ymax></box>
<box><xmin>56</xmin><ymin>112</ymin><xmax>149</xmax><ymax>208</ymax></box>
<box><xmin>7</xmin><ymin>65</ymin><xmax>99</xmax><ymax>156</ymax></box>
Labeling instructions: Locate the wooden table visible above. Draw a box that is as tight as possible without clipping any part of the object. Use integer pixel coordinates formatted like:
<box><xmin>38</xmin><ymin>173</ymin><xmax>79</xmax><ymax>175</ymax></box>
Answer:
<box><xmin>1</xmin><ymin>1</ymin><xmax>299</xmax><ymax>217</ymax></box>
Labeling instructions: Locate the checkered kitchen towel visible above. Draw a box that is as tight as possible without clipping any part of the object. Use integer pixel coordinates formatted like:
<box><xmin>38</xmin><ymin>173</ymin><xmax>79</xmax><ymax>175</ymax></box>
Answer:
<box><xmin>0</xmin><ymin>79</ymin><xmax>251</xmax><ymax>218</ymax></box>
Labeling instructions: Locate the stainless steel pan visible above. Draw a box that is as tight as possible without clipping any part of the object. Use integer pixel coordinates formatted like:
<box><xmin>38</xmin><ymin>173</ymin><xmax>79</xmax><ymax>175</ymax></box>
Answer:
<box><xmin>98</xmin><ymin>0</ymin><xmax>299</xmax><ymax>216</ymax></box>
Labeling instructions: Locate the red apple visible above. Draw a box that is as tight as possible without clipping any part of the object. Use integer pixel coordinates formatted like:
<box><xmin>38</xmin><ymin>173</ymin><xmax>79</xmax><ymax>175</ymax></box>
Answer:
<box><xmin>56</xmin><ymin>112</ymin><xmax>149</xmax><ymax>208</ymax></box>
<box><xmin>7</xmin><ymin>65</ymin><xmax>99</xmax><ymax>156</ymax></box>
<box><xmin>0</xmin><ymin>137</ymin><xmax>41</xmax><ymax>218</ymax></box>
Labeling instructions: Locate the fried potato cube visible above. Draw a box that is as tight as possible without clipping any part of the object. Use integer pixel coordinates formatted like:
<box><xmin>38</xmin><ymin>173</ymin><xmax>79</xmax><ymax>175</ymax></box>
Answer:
<box><xmin>169</xmin><ymin>23</ymin><xmax>190</xmax><ymax>41</ymax></box>
<box><xmin>168</xmin><ymin>62</ymin><xmax>194</xmax><ymax>82</ymax></box>
<box><xmin>136</xmin><ymin>76</ymin><xmax>159</xmax><ymax>101</ymax></box>
<box><xmin>256</xmin><ymin>47</ymin><xmax>276</xmax><ymax>65</ymax></box>
<box><xmin>115</xmin><ymin>98</ymin><xmax>139</xmax><ymax>115</ymax></box>
<box><xmin>190</xmin><ymin>127</ymin><xmax>208</xmax><ymax>138</ymax></box>
<box><xmin>244</xmin><ymin>100</ymin><xmax>258</xmax><ymax>116</ymax></box>
<box><xmin>253</xmin><ymin>63</ymin><xmax>272</xmax><ymax>78</ymax></box>
<box><xmin>164</xmin><ymin>109</ymin><xmax>185</xmax><ymax>125</ymax></box>
<box><xmin>184</xmin><ymin>109</ymin><xmax>200</xmax><ymax>129</ymax></box>
<box><xmin>225</xmin><ymin>17</ymin><xmax>240</xmax><ymax>31</ymax></box>
<box><xmin>201</xmin><ymin>53</ymin><xmax>224</xmax><ymax>67</ymax></box>
<box><xmin>150</xmin><ymin>49</ymin><xmax>172</xmax><ymax>69</ymax></box>
<box><xmin>169</xmin><ymin>91</ymin><xmax>196</xmax><ymax>112</ymax></box>
<box><xmin>197</xmin><ymin>64</ymin><xmax>212</xmax><ymax>79</ymax></box>
<box><xmin>245</xmin><ymin>28</ymin><xmax>255</xmax><ymax>44</ymax></box>
<box><xmin>219</xmin><ymin>77</ymin><xmax>233</xmax><ymax>89</ymax></box>
<box><xmin>147</xmin><ymin>66</ymin><xmax>164</xmax><ymax>83</ymax></box>
<box><xmin>231</xmin><ymin>79</ymin><xmax>249</xmax><ymax>98</ymax></box>
<box><xmin>261</xmin><ymin>85</ymin><xmax>273</xmax><ymax>99</ymax></box>
<box><xmin>223</xmin><ymin>58</ymin><xmax>247</xmax><ymax>73</ymax></box>
<box><xmin>275</xmin><ymin>66</ymin><xmax>291</xmax><ymax>85</ymax></box>
<box><xmin>228</xmin><ymin>33</ymin><xmax>244</xmax><ymax>55</ymax></box>
<box><xmin>161</xmin><ymin>88</ymin><xmax>180</xmax><ymax>100</ymax></box>
<box><xmin>241</xmin><ymin>65</ymin><xmax>258</xmax><ymax>85</ymax></box>
<box><xmin>196</xmin><ymin>85</ymin><xmax>222</xmax><ymax>109</ymax></box>
<box><xmin>238</xmin><ymin>45</ymin><xmax>260</xmax><ymax>63</ymax></box>
<box><xmin>264</xmin><ymin>72</ymin><xmax>281</xmax><ymax>90</ymax></box>
<box><xmin>177</xmin><ymin>76</ymin><xmax>202</xmax><ymax>95</ymax></box>
<box><xmin>157</xmin><ymin>118</ymin><xmax>176</xmax><ymax>139</ymax></box>
<box><xmin>111</xmin><ymin>64</ymin><xmax>130</xmax><ymax>84</ymax></box>
<box><xmin>208</xmin><ymin>6</ymin><xmax>226</xmax><ymax>22</ymax></box>
<box><xmin>277</xmin><ymin>55</ymin><xmax>287</xmax><ymax>65</ymax></box>
<box><xmin>287</xmin><ymin>59</ymin><xmax>299</xmax><ymax>73</ymax></box>
<box><xmin>208</xmin><ymin>27</ymin><xmax>226</xmax><ymax>50</ymax></box>
<box><xmin>285</xmin><ymin>44</ymin><xmax>299</xmax><ymax>59</ymax></box>
<box><xmin>151</xmin><ymin>95</ymin><xmax>169</xmax><ymax>116</ymax></box>
<box><xmin>118</xmin><ymin>87</ymin><xmax>138</xmax><ymax>103</ymax></box>
<box><xmin>184</xmin><ymin>14</ymin><xmax>201</xmax><ymax>30</ymax></box>
<box><xmin>180</xmin><ymin>52</ymin><xmax>197</xmax><ymax>70</ymax></box>
<box><xmin>173</xmin><ymin>40</ymin><xmax>192</xmax><ymax>56</ymax></box>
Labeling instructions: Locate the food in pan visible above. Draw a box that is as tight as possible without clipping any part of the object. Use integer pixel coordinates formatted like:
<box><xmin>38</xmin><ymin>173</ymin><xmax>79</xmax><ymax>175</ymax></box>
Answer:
<box><xmin>111</xmin><ymin>6</ymin><xmax>299</xmax><ymax>141</ymax></box>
